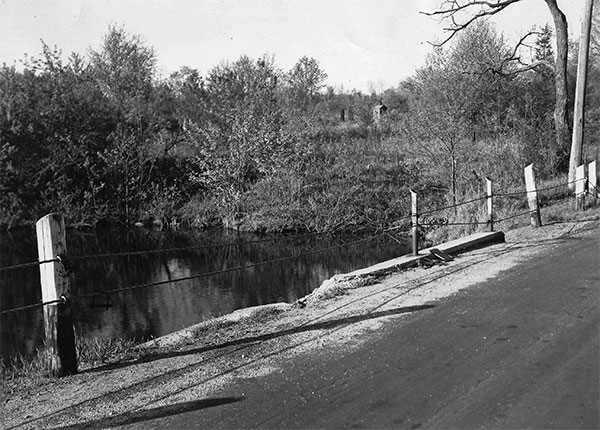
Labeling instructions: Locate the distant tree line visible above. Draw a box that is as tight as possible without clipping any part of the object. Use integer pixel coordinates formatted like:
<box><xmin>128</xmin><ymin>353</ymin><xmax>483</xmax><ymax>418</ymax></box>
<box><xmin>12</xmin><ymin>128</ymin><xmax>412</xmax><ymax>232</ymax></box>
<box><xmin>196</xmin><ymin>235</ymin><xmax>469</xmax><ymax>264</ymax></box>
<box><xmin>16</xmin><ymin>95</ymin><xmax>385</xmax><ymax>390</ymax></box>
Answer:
<box><xmin>0</xmin><ymin>22</ymin><xmax>598</xmax><ymax>232</ymax></box>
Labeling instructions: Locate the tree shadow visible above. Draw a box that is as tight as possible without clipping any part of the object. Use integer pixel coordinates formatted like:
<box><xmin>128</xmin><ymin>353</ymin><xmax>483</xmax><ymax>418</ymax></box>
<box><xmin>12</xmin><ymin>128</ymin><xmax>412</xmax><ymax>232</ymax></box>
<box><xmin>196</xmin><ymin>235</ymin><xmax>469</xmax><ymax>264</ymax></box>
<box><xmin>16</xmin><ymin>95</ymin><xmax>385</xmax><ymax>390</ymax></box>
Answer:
<box><xmin>85</xmin><ymin>304</ymin><xmax>436</xmax><ymax>374</ymax></box>
<box><xmin>51</xmin><ymin>396</ymin><xmax>244</xmax><ymax>429</ymax></box>
<box><xmin>11</xmin><ymin>304</ymin><xmax>436</xmax><ymax>430</ymax></box>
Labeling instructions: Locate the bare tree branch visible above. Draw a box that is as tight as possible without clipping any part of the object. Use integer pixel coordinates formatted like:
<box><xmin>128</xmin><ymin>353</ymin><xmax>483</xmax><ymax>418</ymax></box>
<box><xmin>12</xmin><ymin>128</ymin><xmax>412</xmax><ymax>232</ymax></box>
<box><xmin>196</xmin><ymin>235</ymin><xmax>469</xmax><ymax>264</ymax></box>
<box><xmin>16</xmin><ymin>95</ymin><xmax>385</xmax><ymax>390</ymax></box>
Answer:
<box><xmin>497</xmin><ymin>30</ymin><xmax>556</xmax><ymax>74</ymax></box>
<box><xmin>422</xmin><ymin>0</ymin><xmax>523</xmax><ymax>46</ymax></box>
<box><xmin>446</xmin><ymin>28</ymin><xmax>555</xmax><ymax>76</ymax></box>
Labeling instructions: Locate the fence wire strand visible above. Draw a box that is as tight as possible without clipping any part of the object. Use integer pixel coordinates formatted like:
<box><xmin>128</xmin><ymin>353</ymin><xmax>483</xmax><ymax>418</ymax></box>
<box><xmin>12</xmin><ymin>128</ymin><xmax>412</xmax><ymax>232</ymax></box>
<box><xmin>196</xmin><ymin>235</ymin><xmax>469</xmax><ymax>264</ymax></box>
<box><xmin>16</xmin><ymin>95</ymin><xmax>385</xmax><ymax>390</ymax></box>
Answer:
<box><xmin>495</xmin><ymin>177</ymin><xmax>585</xmax><ymax>198</ymax></box>
<box><xmin>0</xmin><ymin>258</ymin><xmax>61</xmax><ymax>273</ymax></box>
<box><xmin>0</xmin><ymin>260</ymin><xmax>42</xmax><ymax>273</ymax></box>
<box><xmin>74</xmin><ymin>232</ymin><xmax>390</xmax><ymax>300</ymax></box>
<box><xmin>418</xmin><ymin>195</ymin><xmax>487</xmax><ymax>217</ymax></box>
<box><xmin>420</xmin><ymin>221</ymin><xmax>489</xmax><ymax>227</ymax></box>
<box><xmin>495</xmin><ymin>210</ymin><xmax>535</xmax><ymax>223</ymax></box>
<box><xmin>0</xmin><ymin>298</ymin><xmax>64</xmax><ymax>315</ymax></box>
<box><xmin>2</xmin><ymin>172</ymin><xmax>595</xmax><ymax>315</ymax></box>
<box><xmin>67</xmin><ymin>230</ymin><xmax>331</xmax><ymax>262</ymax></box>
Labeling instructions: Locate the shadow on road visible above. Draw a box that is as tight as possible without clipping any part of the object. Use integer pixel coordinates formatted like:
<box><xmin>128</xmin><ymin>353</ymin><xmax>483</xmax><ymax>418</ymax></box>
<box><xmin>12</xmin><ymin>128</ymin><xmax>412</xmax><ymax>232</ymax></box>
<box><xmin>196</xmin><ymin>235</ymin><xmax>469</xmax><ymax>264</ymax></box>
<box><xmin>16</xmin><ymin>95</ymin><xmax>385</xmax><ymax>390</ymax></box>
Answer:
<box><xmin>86</xmin><ymin>304</ymin><xmax>436</xmax><ymax>374</ymax></box>
<box><xmin>13</xmin><ymin>303</ymin><xmax>435</xmax><ymax>430</ymax></box>
<box><xmin>51</xmin><ymin>396</ymin><xmax>244</xmax><ymax>429</ymax></box>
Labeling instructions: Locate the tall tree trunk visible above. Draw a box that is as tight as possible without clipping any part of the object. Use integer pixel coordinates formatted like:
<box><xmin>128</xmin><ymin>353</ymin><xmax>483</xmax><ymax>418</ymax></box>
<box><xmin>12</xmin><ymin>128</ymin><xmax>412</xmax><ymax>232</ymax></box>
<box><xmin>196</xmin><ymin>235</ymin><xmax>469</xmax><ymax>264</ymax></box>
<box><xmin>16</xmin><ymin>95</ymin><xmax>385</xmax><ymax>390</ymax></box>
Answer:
<box><xmin>545</xmin><ymin>0</ymin><xmax>570</xmax><ymax>173</ymax></box>
<box><xmin>568</xmin><ymin>0</ymin><xmax>594</xmax><ymax>189</ymax></box>
<box><xmin>450</xmin><ymin>152</ymin><xmax>457</xmax><ymax>211</ymax></box>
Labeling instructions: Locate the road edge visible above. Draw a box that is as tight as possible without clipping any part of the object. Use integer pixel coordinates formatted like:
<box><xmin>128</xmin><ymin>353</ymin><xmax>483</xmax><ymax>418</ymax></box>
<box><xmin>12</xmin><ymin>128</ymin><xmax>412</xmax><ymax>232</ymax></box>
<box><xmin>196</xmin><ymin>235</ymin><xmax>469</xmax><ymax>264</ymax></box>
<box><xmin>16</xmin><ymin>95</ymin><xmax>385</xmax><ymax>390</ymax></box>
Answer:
<box><xmin>139</xmin><ymin>231</ymin><xmax>505</xmax><ymax>349</ymax></box>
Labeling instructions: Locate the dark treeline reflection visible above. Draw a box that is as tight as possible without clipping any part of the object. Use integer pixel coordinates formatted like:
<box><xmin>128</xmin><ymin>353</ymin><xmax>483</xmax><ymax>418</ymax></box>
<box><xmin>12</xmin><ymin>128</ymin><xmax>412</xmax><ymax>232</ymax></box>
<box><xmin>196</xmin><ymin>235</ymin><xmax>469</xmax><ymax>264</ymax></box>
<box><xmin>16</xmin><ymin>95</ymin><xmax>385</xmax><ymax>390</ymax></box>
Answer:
<box><xmin>1</xmin><ymin>227</ymin><xmax>408</xmax><ymax>363</ymax></box>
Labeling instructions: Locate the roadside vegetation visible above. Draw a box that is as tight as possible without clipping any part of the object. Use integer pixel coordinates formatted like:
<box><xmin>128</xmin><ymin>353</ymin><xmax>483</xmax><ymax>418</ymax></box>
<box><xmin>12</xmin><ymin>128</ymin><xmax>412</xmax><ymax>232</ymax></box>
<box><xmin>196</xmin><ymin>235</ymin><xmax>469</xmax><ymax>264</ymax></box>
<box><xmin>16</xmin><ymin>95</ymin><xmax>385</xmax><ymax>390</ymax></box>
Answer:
<box><xmin>1</xmin><ymin>336</ymin><xmax>140</xmax><ymax>383</ymax></box>
<box><xmin>1</xmin><ymin>19</ymin><xmax>598</xmax><ymax>232</ymax></box>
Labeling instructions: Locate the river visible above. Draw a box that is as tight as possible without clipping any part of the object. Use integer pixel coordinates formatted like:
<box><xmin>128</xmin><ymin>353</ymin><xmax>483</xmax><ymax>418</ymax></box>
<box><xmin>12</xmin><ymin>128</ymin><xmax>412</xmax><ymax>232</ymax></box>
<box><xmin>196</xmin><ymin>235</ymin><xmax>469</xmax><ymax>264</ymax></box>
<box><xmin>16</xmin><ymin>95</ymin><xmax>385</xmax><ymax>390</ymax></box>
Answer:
<box><xmin>0</xmin><ymin>226</ymin><xmax>408</xmax><ymax>364</ymax></box>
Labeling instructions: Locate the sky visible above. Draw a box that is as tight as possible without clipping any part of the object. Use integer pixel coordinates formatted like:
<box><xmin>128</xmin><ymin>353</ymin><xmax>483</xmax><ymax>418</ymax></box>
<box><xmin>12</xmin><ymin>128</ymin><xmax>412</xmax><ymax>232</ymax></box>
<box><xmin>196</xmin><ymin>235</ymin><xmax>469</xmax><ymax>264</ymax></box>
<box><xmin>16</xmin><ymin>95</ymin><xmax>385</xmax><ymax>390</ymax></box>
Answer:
<box><xmin>0</xmin><ymin>0</ymin><xmax>586</xmax><ymax>92</ymax></box>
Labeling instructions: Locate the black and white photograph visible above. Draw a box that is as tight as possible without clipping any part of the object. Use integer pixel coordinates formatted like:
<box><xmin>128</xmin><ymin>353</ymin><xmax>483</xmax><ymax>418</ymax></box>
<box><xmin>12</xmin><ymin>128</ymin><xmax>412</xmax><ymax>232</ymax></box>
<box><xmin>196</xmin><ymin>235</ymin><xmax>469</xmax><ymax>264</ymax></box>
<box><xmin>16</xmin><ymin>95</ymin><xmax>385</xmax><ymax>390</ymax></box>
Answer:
<box><xmin>1</xmin><ymin>1</ymin><xmax>598</xmax><ymax>428</ymax></box>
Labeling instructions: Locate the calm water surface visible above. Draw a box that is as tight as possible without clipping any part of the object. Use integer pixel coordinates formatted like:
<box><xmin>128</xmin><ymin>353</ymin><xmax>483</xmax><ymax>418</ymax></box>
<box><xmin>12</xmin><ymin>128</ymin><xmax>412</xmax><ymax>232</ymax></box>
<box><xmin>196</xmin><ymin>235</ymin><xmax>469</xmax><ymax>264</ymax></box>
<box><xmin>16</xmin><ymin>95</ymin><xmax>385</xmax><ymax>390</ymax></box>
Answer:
<box><xmin>0</xmin><ymin>227</ymin><xmax>408</xmax><ymax>363</ymax></box>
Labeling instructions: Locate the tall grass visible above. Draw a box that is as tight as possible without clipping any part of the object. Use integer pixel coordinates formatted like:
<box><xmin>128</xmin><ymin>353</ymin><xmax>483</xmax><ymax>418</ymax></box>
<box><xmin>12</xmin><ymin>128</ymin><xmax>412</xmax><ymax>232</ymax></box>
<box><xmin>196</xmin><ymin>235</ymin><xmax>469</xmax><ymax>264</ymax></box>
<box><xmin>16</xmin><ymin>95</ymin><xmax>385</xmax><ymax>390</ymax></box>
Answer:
<box><xmin>76</xmin><ymin>336</ymin><xmax>138</xmax><ymax>367</ymax></box>
<box><xmin>1</xmin><ymin>347</ymin><xmax>49</xmax><ymax>382</ymax></box>
<box><xmin>1</xmin><ymin>336</ymin><xmax>139</xmax><ymax>382</ymax></box>
<box><xmin>423</xmin><ymin>175</ymin><xmax>594</xmax><ymax>245</ymax></box>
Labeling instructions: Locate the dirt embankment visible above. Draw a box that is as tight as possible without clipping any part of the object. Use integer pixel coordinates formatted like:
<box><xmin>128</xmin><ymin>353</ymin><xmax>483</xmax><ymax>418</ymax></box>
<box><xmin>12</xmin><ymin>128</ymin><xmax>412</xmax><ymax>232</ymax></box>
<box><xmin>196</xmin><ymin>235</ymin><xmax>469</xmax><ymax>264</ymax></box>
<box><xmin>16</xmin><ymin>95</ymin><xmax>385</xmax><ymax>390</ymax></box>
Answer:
<box><xmin>1</xmin><ymin>215</ymin><xmax>598</xmax><ymax>430</ymax></box>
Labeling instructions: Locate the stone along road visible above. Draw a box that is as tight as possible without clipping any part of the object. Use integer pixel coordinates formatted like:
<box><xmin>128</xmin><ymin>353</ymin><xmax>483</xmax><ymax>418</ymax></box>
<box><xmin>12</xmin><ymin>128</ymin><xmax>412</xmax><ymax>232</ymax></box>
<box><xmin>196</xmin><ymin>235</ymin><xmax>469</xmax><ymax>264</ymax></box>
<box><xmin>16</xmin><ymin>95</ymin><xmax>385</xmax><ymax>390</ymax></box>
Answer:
<box><xmin>117</xmin><ymin>226</ymin><xmax>600</xmax><ymax>429</ymax></box>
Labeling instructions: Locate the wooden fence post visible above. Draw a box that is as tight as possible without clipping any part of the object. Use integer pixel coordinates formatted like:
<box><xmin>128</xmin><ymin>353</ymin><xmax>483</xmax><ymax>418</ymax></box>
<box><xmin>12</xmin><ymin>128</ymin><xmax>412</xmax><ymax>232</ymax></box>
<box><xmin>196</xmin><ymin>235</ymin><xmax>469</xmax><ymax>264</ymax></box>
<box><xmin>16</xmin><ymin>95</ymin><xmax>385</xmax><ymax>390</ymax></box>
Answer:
<box><xmin>485</xmin><ymin>177</ymin><xmax>493</xmax><ymax>232</ymax></box>
<box><xmin>575</xmin><ymin>164</ymin><xmax>586</xmax><ymax>211</ymax></box>
<box><xmin>588</xmin><ymin>160</ymin><xmax>597</xmax><ymax>205</ymax></box>
<box><xmin>36</xmin><ymin>213</ymin><xmax>77</xmax><ymax>377</ymax></box>
<box><xmin>410</xmin><ymin>189</ymin><xmax>419</xmax><ymax>256</ymax></box>
<box><xmin>524</xmin><ymin>164</ymin><xmax>542</xmax><ymax>228</ymax></box>
<box><xmin>0</xmin><ymin>241</ymin><xmax>2</xmax><ymax>372</ymax></box>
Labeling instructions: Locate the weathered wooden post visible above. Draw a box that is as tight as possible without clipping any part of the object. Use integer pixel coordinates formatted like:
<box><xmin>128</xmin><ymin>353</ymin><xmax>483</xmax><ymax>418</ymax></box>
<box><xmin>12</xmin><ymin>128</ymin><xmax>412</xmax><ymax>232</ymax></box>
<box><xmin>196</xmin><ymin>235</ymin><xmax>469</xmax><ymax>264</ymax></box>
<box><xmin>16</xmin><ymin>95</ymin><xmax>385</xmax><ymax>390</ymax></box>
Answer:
<box><xmin>36</xmin><ymin>213</ymin><xmax>77</xmax><ymax>377</ymax></box>
<box><xmin>0</xmin><ymin>239</ymin><xmax>2</xmax><ymax>373</ymax></box>
<box><xmin>410</xmin><ymin>189</ymin><xmax>419</xmax><ymax>256</ymax></box>
<box><xmin>588</xmin><ymin>160</ymin><xmax>597</xmax><ymax>205</ymax></box>
<box><xmin>575</xmin><ymin>164</ymin><xmax>586</xmax><ymax>211</ymax></box>
<box><xmin>485</xmin><ymin>177</ymin><xmax>493</xmax><ymax>232</ymax></box>
<box><xmin>524</xmin><ymin>164</ymin><xmax>542</xmax><ymax>228</ymax></box>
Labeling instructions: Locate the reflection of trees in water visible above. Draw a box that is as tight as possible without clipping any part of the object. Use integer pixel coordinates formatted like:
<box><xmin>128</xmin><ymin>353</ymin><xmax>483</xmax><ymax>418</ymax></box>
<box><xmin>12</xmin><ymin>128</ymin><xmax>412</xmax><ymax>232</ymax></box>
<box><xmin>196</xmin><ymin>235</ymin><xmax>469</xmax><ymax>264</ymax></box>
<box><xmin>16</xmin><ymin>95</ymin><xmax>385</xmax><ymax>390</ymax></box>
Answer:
<box><xmin>1</xmin><ymin>228</ymin><xmax>407</xmax><ymax>361</ymax></box>
<box><xmin>1</xmin><ymin>230</ymin><xmax>46</xmax><ymax>365</ymax></box>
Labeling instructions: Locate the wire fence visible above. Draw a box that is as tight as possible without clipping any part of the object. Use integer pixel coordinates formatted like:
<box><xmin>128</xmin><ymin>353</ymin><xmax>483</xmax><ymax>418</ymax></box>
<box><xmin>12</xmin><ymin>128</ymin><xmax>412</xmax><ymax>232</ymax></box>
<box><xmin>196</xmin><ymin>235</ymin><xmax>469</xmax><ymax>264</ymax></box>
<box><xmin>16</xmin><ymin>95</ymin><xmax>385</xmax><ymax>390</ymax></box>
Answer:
<box><xmin>0</xmin><ymin>228</ymin><xmax>408</xmax><ymax>315</ymax></box>
<box><xmin>0</xmin><ymin>230</ymin><xmax>341</xmax><ymax>274</ymax></box>
<box><xmin>0</xmin><ymin>258</ymin><xmax>65</xmax><ymax>273</ymax></box>
<box><xmin>74</xmin><ymin>231</ymin><xmax>394</xmax><ymax>301</ymax></box>
<box><xmin>1</xmin><ymin>170</ymin><xmax>596</xmax><ymax>316</ymax></box>
<box><xmin>418</xmin><ymin>194</ymin><xmax>487</xmax><ymax>217</ymax></box>
<box><xmin>68</xmin><ymin>230</ymin><xmax>329</xmax><ymax>262</ymax></box>
<box><xmin>494</xmin><ymin>177</ymin><xmax>585</xmax><ymax>198</ymax></box>
<box><xmin>0</xmin><ymin>298</ymin><xmax>65</xmax><ymax>315</ymax></box>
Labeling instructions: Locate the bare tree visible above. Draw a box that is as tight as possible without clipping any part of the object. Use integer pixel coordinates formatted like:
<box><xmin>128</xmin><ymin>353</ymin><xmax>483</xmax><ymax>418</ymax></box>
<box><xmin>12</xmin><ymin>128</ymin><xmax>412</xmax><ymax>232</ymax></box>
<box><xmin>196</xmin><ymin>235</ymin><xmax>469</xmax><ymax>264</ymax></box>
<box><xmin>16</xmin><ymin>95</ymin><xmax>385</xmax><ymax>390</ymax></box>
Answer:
<box><xmin>423</xmin><ymin>0</ymin><xmax>570</xmax><ymax>173</ymax></box>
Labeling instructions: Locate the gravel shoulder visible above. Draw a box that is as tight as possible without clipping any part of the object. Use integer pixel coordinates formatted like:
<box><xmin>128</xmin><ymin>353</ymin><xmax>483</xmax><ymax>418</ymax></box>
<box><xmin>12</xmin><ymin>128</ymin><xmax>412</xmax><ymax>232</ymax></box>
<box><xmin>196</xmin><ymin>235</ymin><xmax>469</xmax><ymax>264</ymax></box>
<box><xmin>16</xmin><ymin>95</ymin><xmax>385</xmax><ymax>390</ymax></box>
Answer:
<box><xmin>1</xmin><ymin>215</ymin><xmax>599</xmax><ymax>430</ymax></box>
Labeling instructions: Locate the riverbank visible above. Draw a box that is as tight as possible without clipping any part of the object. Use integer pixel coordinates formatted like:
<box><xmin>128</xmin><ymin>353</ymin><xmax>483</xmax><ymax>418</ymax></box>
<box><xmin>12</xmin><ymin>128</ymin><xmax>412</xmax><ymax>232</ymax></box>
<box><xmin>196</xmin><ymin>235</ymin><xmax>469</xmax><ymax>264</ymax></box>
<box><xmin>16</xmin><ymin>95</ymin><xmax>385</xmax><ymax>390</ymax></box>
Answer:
<box><xmin>1</xmin><ymin>206</ymin><xmax>598</xmax><ymax>429</ymax></box>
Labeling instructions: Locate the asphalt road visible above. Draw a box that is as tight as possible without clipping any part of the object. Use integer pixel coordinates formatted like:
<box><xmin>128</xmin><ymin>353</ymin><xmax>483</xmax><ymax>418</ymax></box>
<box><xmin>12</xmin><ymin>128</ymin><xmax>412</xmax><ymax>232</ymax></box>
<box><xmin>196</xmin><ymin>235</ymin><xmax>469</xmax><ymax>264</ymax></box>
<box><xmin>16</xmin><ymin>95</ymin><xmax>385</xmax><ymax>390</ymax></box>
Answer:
<box><xmin>124</xmin><ymin>228</ymin><xmax>599</xmax><ymax>429</ymax></box>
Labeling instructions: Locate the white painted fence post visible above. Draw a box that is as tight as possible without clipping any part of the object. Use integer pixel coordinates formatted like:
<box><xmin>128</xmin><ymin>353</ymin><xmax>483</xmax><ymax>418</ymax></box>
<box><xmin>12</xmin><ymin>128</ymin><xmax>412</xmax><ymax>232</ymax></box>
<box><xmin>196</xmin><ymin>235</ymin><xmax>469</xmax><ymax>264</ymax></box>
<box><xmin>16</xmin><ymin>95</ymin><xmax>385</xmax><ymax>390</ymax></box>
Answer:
<box><xmin>0</xmin><ymin>242</ymin><xmax>2</xmax><ymax>371</ymax></box>
<box><xmin>588</xmin><ymin>160</ymin><xmax>597</xmax><ymax>205</ymax></box>
<box><xmin>410</xmin><ymin>189</ymin><xmax>418</xmax><ymax>256</ymax></box>
<box><xmin>36</xmin><ymin>213</ymin><xmax>77</xmax><ymax>377</ymax></box>
<box><xmin>486</xmin><ymin>177</ymin><xmax>493</xmax><ymax>232</ymax></box>
<box><xmin>524</xmin><ymin>164</ymin><xmax>542</xmax><ymax>228</ymax></box>
<box><xmin>575</xmin><ymin>164</ymin><xmax>586</xmax><ymax>211</ymax></box>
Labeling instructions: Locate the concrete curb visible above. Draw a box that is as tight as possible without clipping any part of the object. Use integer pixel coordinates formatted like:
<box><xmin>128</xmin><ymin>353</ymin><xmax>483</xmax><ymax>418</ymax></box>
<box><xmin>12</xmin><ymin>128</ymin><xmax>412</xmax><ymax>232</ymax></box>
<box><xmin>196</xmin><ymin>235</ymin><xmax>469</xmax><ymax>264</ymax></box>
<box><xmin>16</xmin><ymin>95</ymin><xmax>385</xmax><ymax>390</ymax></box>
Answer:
<box><xmin>138</xmin><ymin>231</ymin><xmax>505</xmax><ymax>350</ymax></box>
<box><xmin>346</xmin><ymin>231</ymin><xmax>505</xmax><ymax>278</ymax></box>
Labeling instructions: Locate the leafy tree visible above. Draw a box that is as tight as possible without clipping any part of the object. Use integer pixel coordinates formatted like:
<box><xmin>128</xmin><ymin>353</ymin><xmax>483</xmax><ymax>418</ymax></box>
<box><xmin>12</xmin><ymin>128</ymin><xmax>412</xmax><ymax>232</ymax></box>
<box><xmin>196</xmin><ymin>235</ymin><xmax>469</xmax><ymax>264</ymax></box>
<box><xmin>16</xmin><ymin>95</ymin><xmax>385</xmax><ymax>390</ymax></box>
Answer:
<box><xmin>535</xmin><ymin>23</ymin><xmax>555</xmax><ymax>67</ymax></box>
<box><xmin>285</xmin><ymin>56</ymin><xmax>327</xmax><ymax>112</ymax></box>
<box><xmin>0</xmin><ymin>42</ymin><xmax>119</xmax><ymax>226</ymax></box>
<box><xmin>89</xmin><ymin>25</ymin><xmax>156</xmax><ymax>116</ymax></box>
<box><xmin>513</xmin><ymin>26</ymin><xmax>562</xmax><ymax>174</ymax></box>
<box><xmin>167</xmin><ymin>66</ymin><xmax>207</xmax><ymax>133</ymax></box>
<box><xmin>87</xmin><ymin>26</ymin><xmax>192</xmax><ymax>223</ymax></box>
<box><xmin>399</xmin><ymin>22</ymin><xmax>518</xmax><ymax>203</ymax></box>
<box><xmin>424</xmin><ymin>0</ymin><xmax>571</xmax><ymax>175</ymax></box>
<box><xmin>190</xmin><ymin>56</ymin><xmax>287</xmax><ymax>226</ymax></box>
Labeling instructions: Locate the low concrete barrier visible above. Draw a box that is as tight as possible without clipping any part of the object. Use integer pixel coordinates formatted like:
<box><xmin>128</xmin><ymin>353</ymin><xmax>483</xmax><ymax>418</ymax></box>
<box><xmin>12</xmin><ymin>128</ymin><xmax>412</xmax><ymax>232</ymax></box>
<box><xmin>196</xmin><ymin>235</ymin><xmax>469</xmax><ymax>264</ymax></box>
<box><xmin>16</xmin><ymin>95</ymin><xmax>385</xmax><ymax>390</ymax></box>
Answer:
<box><xmin>139</xmin><ymin>231</ymin><xmax>505</xmax><ymax>349</ymax></box>
<box><xmin>347</xmin><ymin>231</ymin><xmax>505</xmax><ymax>278</ymax></box>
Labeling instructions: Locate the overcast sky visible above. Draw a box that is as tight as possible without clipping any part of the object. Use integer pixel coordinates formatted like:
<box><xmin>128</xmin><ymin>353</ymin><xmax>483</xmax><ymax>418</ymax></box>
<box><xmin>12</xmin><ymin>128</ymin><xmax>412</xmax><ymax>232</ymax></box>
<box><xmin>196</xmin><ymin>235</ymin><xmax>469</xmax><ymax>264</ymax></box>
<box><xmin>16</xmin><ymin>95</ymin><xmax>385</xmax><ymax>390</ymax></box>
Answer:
<box><xmin>0</xmin><ymin>0</ymin><xmax>586</xmax><ymax>92</ymax></box>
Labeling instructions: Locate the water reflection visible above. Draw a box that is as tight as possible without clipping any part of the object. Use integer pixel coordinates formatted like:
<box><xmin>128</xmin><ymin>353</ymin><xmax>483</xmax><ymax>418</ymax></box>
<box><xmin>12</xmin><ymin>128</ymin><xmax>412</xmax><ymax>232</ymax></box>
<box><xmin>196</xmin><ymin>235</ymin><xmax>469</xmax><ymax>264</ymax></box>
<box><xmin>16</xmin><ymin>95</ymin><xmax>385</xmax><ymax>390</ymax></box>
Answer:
<box><xmin>1</xmin><ymin>227</ymin><xmax>408</xmax><ymax>363</ymax></box>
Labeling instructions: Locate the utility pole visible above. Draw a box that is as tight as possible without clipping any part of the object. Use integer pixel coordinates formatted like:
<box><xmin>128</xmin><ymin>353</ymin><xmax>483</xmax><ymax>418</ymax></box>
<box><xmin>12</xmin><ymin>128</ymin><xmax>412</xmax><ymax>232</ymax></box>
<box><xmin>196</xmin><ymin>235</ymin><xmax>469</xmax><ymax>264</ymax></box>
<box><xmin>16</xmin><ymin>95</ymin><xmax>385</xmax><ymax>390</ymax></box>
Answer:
<box><xmin>568</xmin><ymin>0</ymin><xmax>594</xmax><ymax>189</ymax></box>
